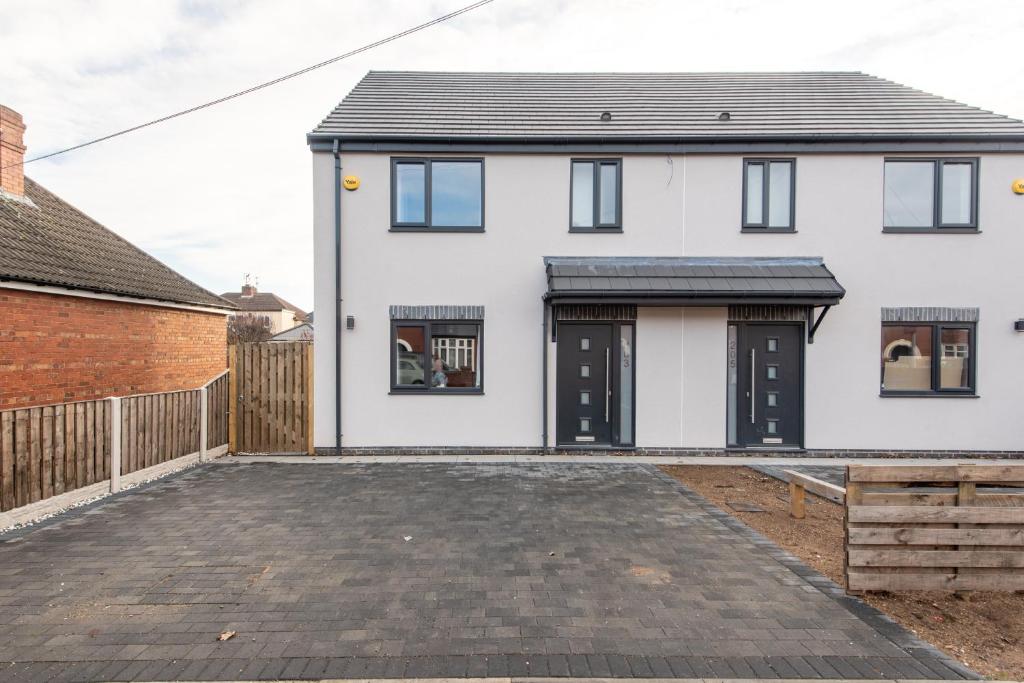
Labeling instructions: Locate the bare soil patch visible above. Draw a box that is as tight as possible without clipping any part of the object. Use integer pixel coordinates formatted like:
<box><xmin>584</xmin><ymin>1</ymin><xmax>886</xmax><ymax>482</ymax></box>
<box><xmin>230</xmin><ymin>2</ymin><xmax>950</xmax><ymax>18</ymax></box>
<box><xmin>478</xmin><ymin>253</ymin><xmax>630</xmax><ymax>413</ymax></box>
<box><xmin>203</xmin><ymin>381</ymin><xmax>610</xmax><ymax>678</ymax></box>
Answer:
<box><xmin>661</xmin><ymin>465</ymin><xmax>1024</xmax><ymax>681</ymax></box>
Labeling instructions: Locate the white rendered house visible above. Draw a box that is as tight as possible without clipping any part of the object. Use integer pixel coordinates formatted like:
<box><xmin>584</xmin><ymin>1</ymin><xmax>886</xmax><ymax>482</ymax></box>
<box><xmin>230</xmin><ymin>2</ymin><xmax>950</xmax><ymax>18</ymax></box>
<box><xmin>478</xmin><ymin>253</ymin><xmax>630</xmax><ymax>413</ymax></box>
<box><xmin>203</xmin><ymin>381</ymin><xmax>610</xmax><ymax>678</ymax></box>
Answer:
<box><xmin>309</xmin><ymin>72</ymin><xmax>1024</xmax><ymax>455</ymax></box>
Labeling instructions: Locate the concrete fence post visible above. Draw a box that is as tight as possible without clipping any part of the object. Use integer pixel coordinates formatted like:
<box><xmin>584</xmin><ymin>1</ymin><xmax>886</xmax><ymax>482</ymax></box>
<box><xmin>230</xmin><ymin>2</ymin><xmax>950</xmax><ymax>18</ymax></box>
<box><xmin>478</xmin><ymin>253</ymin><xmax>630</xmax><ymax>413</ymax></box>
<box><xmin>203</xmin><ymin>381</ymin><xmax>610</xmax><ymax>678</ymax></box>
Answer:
<box><xmin>108</xmin><ymin>396</ymin><xmax>122</xmax><ymax>493</ymax></box>
<box><xmin>199</xmin><ymin>386</ymin><xmax>209</xmax><ymax>463</ymax></box>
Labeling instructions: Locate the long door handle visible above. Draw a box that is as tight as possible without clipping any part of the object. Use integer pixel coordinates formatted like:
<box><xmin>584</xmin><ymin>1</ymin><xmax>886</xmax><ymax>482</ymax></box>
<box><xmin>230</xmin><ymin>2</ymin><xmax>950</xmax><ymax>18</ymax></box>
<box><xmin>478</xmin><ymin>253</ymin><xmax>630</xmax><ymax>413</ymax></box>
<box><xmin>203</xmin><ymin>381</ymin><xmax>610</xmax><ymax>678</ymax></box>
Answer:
<box><xmin>605</xmin><ymin>347</ymin><xmax>611</xmax><ymax>423</ymax></box>
<box><xmin>750</xmin><ymin>348</ymin><xmax>756</xmax><ymax>424</ymax></box>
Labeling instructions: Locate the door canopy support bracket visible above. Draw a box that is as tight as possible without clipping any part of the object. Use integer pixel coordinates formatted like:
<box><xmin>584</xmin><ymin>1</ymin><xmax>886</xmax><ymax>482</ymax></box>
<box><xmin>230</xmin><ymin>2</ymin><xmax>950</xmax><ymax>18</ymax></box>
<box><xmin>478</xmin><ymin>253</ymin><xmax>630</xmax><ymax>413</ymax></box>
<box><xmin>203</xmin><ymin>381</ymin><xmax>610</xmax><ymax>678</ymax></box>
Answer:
<box><xmin>807</xmin><ymin>305</ymin><xmax>832</xmax><ymax>344</ymax></box>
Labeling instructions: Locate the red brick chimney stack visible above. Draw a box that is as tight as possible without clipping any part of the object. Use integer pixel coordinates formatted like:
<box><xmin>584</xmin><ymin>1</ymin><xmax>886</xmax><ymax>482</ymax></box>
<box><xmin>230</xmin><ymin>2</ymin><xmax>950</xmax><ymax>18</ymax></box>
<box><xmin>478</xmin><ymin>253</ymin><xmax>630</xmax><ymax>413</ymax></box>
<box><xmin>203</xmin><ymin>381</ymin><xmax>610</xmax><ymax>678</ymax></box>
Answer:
<box><xmin>0</xmin><ymin>105</ymin><xmax>27</xmax><ymax>197</ymax></box>
<box><xmin>240</xmin><ymin>283</ymin><xmax>257</xmax><ymax>297</ymax></box>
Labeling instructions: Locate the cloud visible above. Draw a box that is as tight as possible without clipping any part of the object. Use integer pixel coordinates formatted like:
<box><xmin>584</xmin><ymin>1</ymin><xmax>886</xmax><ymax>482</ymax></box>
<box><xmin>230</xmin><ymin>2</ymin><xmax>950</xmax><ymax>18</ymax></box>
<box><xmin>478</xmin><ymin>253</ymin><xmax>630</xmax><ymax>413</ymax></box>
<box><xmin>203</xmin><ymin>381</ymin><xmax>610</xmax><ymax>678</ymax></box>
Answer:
<box><xmin>3</xmin><ymin>0</ymin><xmax>1021</xmax><ymax>310</ymax></box>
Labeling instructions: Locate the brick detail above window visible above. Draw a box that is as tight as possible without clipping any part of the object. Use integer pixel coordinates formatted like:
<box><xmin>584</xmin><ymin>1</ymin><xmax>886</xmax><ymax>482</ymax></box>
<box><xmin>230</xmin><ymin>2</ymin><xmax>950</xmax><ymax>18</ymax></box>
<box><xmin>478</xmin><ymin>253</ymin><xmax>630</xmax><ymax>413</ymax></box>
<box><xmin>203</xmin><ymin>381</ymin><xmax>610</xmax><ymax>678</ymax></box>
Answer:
<box><xmin>389</xmin><ymin>305</ymin><xmax>484</xmax><ymax>320</ymax></box>
<box><xmin>881</xmin><ymin>307</ymin><xmax>979</xmax><ymax>323</ymax></box>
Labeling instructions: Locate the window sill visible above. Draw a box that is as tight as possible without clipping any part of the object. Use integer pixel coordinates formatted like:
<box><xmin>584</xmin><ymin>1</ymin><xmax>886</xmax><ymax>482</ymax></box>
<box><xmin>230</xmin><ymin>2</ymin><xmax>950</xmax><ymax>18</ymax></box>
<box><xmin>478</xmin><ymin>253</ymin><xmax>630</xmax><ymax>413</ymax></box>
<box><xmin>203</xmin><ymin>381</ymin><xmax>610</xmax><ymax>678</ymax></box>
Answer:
<box><xmin>740</xmin><ymin>228</ymin><xmax>797</xmax><ymax>234</ymax></box>
<box><xmin>569</xmin><ymin>227</ymin><xmax>624</xmax><ymax>234</ymax></box>
<box><xmin>389</xmin><ymin>227</ymin><xmax>485</xmax><ymax>233</ymax></box>
<box><xmin>879</xmin><ymin>392</ymin><xmax>979</xmax><ymax>398</ymax></box>
<box><xmin>389</xmin><ymin>390</ymin><xmax>484</xmax><ymax>396</ymax></box>
<box><xmin>882</xmin><ymin>228</ymin><xmax>980</xmax><ymax>234</ymax></box>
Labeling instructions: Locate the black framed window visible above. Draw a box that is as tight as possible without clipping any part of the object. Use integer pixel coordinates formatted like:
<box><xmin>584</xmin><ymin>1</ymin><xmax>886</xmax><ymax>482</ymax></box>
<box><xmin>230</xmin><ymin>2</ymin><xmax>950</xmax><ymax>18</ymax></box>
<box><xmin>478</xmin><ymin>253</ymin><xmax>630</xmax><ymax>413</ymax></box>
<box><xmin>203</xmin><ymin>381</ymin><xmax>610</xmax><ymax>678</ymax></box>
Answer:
<box><xmin>571</xmin><ymin>159</ymin><xmax>621</xmax><ymax>230</ymax></box>
<box><xmin>391</xmin><ymin>320</ymin><xmax>483</xmax><ymax>393</ymax></box>
<box><xmin>883</xmin><ymin>158</ymin><xmax>978</xmax><ymax>231</ymax></box>
<box><xmin>391</xmin><ymin>158</ymin><xmax>484</xmax><ymax>231</ymax></box>
<box><xmin>880</xmin><ymin>322</ymin><xmax>976</xmax><ymax>396</ymax></box>
<box><xmin>742</xmin><ymin>159</ymin><xmax>795</xmax><ymax>231</ymax></box>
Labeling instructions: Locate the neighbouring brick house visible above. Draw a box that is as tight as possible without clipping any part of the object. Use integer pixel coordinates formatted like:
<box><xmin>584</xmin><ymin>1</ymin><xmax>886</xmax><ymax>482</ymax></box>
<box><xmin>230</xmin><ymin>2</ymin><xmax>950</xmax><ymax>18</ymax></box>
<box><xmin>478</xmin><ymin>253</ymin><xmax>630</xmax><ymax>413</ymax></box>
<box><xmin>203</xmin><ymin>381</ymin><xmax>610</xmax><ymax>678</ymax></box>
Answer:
<box><xmin>0</xmin><ymin>105</ymin><xmax>235</xmax><ymax>410</ymax></box>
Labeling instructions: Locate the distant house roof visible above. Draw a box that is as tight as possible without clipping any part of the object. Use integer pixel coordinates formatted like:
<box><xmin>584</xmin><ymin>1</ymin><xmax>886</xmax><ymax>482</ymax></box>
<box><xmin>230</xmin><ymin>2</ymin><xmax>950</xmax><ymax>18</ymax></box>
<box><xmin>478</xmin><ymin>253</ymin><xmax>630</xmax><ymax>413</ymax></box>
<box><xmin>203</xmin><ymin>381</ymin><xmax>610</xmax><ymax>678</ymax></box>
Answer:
<box><xmin>220</xmin><ymin>291</ymin><xmax>308</xmax><ymax>318</ymax></box>
<box><xmin>544</xmin><ymin>256</ymin><xmax>845</xmax><ymax>306</ymax></box>
<box><xmin>310</xmin><ymin>71</ymin><xmax>1024</xmax><ymax>144</ymax></box>
<box><xmin>269</xmin><ymin>322</ymin><xmax>313</xmax><ymax>342</ymax></box>
<box><xmin>0</xmin><ymin>177</ymin><xmax>233</xmax><ymax>309</ymax></box>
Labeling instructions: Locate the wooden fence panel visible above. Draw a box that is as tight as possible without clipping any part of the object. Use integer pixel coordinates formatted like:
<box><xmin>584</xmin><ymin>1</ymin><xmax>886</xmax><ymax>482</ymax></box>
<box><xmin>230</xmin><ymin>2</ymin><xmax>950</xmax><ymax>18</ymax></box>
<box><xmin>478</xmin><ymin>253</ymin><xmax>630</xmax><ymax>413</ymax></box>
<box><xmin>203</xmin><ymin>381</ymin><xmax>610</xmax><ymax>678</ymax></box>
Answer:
<box><xmin>0</xmin><ymin>399</ymin><xmax>110</xmax><ymax>513</ymax></box>
<box><xmin>845</xmin><ymin>464</ymin><xmax>1024</xmax><ymax>593</ymax></box>
<box><xmin>233</xmin><ymin>342</ymin><xmax>312</xmax><ymax>454</ymax></box>
<box><xmin>119</xmin><ymin>389</ymin><xmax>205</xmax><ymax>475</ymax></box>
<box><xmin>205</xmin><ymin>373</ymin><xmax>229</xmax><ymax>448</ymax></box>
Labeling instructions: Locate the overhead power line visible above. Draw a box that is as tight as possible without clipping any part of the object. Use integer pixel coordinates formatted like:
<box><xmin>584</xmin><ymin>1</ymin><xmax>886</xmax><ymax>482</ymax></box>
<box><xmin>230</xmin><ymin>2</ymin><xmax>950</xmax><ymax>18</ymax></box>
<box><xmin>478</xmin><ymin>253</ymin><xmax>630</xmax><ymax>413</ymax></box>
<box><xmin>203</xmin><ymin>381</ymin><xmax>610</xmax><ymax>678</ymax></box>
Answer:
<box><xmin>5</xmin><ymin>0</ymin><xmax>496</xmax><ymax>169</ymax></box>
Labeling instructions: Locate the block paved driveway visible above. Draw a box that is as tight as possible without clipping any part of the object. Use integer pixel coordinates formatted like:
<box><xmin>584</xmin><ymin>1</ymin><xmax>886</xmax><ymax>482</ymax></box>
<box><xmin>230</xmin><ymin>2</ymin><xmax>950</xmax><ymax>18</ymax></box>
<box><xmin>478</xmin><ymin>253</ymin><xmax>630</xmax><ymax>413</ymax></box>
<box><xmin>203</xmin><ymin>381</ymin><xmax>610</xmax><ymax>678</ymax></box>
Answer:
<box><xmin>0</xmin><ymin>462</ymin><xmax>973</xmax><ymax>681</ymax></box>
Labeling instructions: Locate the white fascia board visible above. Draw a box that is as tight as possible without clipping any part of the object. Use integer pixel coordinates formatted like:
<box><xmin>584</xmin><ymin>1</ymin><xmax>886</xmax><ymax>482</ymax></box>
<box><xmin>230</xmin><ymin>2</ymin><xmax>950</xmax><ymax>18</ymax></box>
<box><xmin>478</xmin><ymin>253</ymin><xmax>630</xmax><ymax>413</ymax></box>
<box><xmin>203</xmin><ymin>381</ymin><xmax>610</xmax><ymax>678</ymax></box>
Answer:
<box><xmin>0</xmin><ymin>280</ymin><xmax>233</xmax><ymax>316</ymax></box>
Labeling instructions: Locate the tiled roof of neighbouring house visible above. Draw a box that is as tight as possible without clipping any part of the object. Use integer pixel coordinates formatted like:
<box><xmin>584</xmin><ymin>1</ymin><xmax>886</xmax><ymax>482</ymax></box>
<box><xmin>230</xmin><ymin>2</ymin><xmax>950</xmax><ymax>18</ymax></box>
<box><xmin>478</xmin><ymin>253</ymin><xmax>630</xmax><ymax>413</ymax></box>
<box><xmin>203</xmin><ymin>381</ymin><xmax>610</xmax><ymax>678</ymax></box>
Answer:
<box><xmin>220</xmin><ymin>291</ymin><xmax>308</xmax><ymax>319</ymax></box>
<box><xmin>0</xmin><ymin>178</ymin><xmax>234</xmax><ymax>309</ymax></box>
<box><xmin>311</xmin><ymin>71</ymin><xmax>1024</xmax><ymax>141</ymax></box>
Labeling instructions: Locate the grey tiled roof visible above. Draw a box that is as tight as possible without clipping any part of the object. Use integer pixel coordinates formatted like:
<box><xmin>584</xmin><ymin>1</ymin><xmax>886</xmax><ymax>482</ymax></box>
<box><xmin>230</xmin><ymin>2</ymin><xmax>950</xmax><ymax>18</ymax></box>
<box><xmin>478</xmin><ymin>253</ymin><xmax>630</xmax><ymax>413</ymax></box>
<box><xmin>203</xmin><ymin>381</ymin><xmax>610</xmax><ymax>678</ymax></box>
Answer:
<box><xmin>220</xmin><ymin>291</ymin><xmax>308</xmax><ymax>318</ymax></box>
<box><xmin>545</xmin><ymin>256</ymin><xmax>845</xmax><ymax>304</ymax></box>
<box><xmin>311</xmin><ymin>71</ymin><xmax>1024</xmax><ymax>141</ymax></box>
<box><xmin>0</xmin><ymin>178</ymin><xmax>233</xmax><ymax>309</ymax></box>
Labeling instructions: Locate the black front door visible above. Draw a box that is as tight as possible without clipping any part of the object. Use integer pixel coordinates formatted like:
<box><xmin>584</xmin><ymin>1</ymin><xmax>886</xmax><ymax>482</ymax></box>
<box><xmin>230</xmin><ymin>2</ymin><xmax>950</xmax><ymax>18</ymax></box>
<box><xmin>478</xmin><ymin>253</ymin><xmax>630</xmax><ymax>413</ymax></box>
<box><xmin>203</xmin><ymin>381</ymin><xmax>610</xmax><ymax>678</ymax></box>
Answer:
<box><xmin>556</xmin><ymin>324</ymin><xmax>614</xmax><ymax>445</ymax></box>
<box><xmin>735</xmin><ymin>323</ymin><xmax>803</xmax><ymax>448</ymax></box>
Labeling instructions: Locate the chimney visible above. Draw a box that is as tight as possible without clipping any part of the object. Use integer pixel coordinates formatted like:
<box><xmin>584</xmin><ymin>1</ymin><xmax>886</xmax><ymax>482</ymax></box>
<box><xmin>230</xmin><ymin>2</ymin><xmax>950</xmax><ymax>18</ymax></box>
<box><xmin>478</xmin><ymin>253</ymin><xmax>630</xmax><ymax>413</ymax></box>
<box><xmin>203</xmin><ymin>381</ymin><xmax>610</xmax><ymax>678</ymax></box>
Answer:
<box><xmin>0</xmin><ymin>105</ymin><xmax>27</xmax><ymax>198</ymax></box>
<box><xmin>240</xmin><ymin>283</ymin><xmax>257</xmax><ymax>297</ymax></box>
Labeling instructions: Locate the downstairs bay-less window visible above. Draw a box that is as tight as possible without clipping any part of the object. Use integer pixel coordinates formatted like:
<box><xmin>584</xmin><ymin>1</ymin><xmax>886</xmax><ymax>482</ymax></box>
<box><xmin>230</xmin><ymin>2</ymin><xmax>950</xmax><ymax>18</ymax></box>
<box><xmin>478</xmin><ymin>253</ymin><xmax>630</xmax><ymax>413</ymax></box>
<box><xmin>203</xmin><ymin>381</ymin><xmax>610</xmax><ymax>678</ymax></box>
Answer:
<box><xmin>883</xmin><ymin>159</ymin><xmax>978</xmax><ymax>231</ymax></box>
<box><xmin>880</xmin><ymin>322</ymin><xmax>975</xmax><ymax>395</ymax></box>
<box><xmin>392</xmin><ymin>321</ymin><xmax>483</xmax><ymax>393</ymax></box>
<box><xmin>392</xmin><ymin>158</ymin><xmax>484</xmax><ymax>230</ymax></box>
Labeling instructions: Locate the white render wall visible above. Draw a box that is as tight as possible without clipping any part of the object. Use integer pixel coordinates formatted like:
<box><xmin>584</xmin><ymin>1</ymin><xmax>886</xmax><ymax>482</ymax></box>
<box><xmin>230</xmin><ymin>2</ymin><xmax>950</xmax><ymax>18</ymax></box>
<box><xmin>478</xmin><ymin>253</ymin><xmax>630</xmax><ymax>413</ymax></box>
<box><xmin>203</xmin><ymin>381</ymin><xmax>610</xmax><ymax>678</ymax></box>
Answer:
<box><xmin>683</xmin><ymin>154</ymin><xmax>1024</xmax><ymax>451</ymax></box>
<box><xmin>313</xmin><ymin>150</ymin><xmax>1024</xmax><ymax>451</ymax></box>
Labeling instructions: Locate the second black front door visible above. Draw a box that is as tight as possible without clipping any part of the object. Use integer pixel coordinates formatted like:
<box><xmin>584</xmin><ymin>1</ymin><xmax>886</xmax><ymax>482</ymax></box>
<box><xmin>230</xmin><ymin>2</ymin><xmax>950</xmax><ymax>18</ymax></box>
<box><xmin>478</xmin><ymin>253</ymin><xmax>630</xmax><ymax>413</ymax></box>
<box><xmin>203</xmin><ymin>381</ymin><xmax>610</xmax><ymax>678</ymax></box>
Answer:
<box><xmin>556</xmin><ymin>323</ymin><xmax>618</xmax><ymax>445</ymax></box>
<box><xmin>734</xmin><ymin>323</ymin><xmax>803</xmax><ymax>448</ymax></box>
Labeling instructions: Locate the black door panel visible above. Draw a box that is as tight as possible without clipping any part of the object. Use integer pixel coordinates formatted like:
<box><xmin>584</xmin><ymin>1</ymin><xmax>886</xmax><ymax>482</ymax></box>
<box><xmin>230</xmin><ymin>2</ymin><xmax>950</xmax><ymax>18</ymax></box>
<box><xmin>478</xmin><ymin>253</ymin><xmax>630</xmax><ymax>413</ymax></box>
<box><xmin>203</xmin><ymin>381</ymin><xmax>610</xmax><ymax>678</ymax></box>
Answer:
<box><xmin>557</xmin><ymin>324</ymin><xmax>613</xmax><ymax>445</ymax></box>
<box><xmin>736</xmin><ymin>324</ymin><xmax>802</xmax><ymax>447</ymax></box>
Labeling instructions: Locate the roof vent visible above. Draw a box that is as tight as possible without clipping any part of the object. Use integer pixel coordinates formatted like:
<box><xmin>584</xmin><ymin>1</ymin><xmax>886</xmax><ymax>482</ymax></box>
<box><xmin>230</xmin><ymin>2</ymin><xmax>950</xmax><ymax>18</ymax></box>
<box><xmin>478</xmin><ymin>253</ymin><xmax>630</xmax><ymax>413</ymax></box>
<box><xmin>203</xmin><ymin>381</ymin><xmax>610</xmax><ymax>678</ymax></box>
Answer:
<box><xmin>600</xmin><ymin>111</ymin><xmax>612</xmax><ymax>122</ymax></box>
<box><xmin>718</xmin><ymin>112</ymin><xmax>731</xmax><ymax>121</ymax></box>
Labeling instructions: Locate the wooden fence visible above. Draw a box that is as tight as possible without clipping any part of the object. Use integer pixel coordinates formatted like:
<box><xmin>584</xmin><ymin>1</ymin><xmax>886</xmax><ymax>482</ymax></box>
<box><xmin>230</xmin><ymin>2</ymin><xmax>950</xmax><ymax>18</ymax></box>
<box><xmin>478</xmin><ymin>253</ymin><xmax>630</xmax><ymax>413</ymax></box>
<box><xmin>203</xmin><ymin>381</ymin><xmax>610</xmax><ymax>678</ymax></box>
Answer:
<box><xmin>0</xmin><ymin>371</ymin><xmax>230</xmax><ymax>515</ymax></box>
<box><xmin>230</xmin><ymin>342</ymin><xmax>312</xmax><ymax>454</ymax></box>
<box><xmin>206</xmin><ymin>371</ymin><xmax>230</xmax><ymax>449</ymax></box>
<box><xmin>845</xmin><ymin>464</ymin><xmax>1024</xmax><ymax>592</ymax></box>
<box><xmin>120</xmin><ymin>390</ymin><xmax>201</xmax><ymax>475</ymax></box>
<box><xmin>0</xmin><ymin>399</ymin><xmax>111</xmax><ymax>512</ymax></box>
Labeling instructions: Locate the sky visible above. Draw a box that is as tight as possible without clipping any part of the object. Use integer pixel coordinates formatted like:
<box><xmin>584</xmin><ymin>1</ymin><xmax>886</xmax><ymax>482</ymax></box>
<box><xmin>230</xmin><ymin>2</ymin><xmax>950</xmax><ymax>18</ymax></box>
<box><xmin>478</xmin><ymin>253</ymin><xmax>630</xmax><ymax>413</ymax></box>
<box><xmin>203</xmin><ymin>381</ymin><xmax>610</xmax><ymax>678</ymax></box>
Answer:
<box><xmin>3</xmin><ymin>0</ymin><xmax>1023</xmax><ymax>312</ymax></box>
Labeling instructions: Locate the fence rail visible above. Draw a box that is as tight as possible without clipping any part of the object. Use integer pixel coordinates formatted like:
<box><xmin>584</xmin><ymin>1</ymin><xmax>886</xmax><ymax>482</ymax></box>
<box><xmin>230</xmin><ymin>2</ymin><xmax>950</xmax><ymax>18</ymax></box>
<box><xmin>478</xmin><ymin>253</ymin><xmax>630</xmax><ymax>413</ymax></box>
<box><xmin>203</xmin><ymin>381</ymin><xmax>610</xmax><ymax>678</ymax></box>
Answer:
<box><xmin>0</xmin><ymin>373</ymin><xmax>230</xmax><ymax>515</ymax></box>
<box><xmin>845</xmin><ymin>464</ymin><xmax>1024</xmax><ymax>592</ymax></box>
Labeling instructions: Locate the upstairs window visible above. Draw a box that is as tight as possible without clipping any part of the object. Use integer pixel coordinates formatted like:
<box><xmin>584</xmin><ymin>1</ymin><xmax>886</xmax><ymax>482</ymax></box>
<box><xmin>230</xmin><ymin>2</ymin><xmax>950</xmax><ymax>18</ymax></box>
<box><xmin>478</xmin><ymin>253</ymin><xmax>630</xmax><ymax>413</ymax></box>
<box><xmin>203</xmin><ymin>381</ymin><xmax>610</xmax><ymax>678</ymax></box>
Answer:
<box><xmin>391</xmin><ymin>158</ymin><xmax>483</xmax><ymax>230</ymax></box>
<box><xmin>743</xmin><ymin>159</ymin><xmax>795</xmax><ymax>231</ymax></box>
<box><xmin>571</xmin><ymin>159</ymin><xmax>621</xmax><ymax>230</ymax></box>
<box><xmin>883</xmin><ymin>159</ymin><xmax>978</xmax><ymax>231</ymax></box>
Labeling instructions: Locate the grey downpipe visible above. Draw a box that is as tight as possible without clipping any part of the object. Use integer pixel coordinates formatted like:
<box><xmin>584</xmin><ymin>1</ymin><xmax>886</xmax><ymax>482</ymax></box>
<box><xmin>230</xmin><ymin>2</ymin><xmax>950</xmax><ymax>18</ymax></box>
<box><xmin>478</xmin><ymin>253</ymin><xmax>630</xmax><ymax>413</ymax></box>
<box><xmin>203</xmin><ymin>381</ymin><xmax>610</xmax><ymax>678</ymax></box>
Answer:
<box><xmin>333</xmin><ymin>140</ymin><xmax>342</xmax><ymax>454</ymax></box>
<box><xmin>541</xmin><ymin>300</ymin><xmax>548</xmax><ymax>450</ymax></box>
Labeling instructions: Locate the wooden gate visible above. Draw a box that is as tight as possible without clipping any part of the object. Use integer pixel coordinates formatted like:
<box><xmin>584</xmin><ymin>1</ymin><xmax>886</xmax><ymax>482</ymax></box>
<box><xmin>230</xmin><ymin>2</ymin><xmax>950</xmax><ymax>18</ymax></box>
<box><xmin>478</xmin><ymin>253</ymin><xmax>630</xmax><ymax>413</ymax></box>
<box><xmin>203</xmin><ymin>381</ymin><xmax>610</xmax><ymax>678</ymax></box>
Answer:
<box><xmin>230</xmin><ymin>342</ymin><xmax>313</xmax><ymax>454</ymax></box>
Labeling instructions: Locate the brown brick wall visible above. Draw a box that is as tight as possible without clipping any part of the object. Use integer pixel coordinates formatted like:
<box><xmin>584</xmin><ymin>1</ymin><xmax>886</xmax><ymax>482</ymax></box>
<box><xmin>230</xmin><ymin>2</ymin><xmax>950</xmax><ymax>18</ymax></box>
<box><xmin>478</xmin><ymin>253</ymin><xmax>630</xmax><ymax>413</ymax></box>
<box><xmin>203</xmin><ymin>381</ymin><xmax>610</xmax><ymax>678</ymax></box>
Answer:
<box><xmin>0</xmin><ymin>287</ymin><xmax>227</xmax><ymax>410</ymax></box>
<box><xmin>0</xmin><ymin>105</ymin><xmax>27</xmax><ymax>197</ymax></box>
